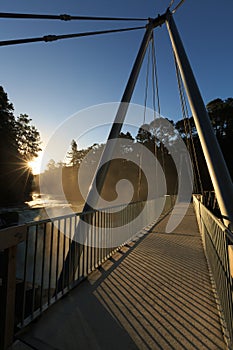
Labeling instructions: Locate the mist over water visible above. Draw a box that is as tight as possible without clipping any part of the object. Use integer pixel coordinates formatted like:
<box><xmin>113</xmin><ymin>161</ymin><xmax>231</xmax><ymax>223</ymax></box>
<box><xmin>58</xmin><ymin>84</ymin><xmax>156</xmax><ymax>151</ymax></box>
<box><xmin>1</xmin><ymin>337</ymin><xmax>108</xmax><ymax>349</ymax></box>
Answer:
<box><xmin>24</xmin><ymin>192</ymin><xmax>84</xmax><ymax>222</ymax></box>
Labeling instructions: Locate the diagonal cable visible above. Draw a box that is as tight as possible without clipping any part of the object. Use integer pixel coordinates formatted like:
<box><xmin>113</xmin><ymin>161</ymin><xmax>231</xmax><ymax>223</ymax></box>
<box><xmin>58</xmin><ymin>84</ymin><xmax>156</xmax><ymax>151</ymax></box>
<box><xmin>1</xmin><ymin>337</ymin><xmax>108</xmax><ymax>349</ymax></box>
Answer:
<box><xmin>173</xmin><ymin>51</ymin><xmax>203</xmax><ymax>194</ymax></box>
<box><xmin>172</xmin><ymin>0</ymin><xmax>186</xmax><ymax>13</ymax></box>
<box><xmin>137</xmin><ymin>41</ymin><xmax>151</xmax><ymax>200</ymax></box>
<box><xmin>0</xmin><ymin>12</ymin><xmax>147</xmax><ymax>21</ymax></box>
<box><xmin>0</xmin><ymin>25</ymin><xmax>146</xmax><ymax>47</ymax></box>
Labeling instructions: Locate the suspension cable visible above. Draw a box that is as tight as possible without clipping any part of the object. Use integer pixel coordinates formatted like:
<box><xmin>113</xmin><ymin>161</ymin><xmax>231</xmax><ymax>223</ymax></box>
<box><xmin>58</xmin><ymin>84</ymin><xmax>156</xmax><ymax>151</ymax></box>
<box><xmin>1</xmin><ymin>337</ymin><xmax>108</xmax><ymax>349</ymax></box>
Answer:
<box><xmin>151</xmin><ymin>34</ymin><xmax>166</xmax><ymax>172</ymax></box>
<box><xmin>151</xmin><ymin>34</ymin><xmax>160</xmax><ymax>195</ymax></box>
<box><xmin>143</xmin><ymin>43</ymin><xmax>151</xmax><ymax>125</ymax></box>
<box><xmin>171</xmin><ymin>0</ymin><xmax>186</xmax><ymax>13</ymax></box>
<box><xmin>174</xmin><ymin>54</ymin><xmax>196</xmax><ymax>189</ymax></box>
<box><xmin>167</xmin><ymin>0</ymin><xmax>186</xmax><ymax>13</ymax></box>
<box><xmin>151</xmin><ymin>34</ymin><xmax>158</xmax><ymax>156</ymax></box>
<box><xmin>137</xmin><ymin>42</ymin><xmax>151</xmax><ymax>200</ymax></box>
<box><xmin>151</xmin><ymin>34</ymin><xmax>161</xmax><ymax>117</ymax></box>
<box><xmin>174</xmin><ymin>55</ymin><xmax>197</xmax><ymax>192</ymax></box>
<box><xmin>0</xmin><ymin>12</ymin><xmax>147</xmax><ymax>22</ymax></box>
<box><xmin>168</xmin><ymin>1</ymin><xmax>175</xmax><ymax>10</ymax></box>
<box><xmin>173</xmin><ymin>51</ymin><xmax>203</xmax><ymax>194</ymax></box>
<box><xmin>0</xmin><ymin>25</ymin><xmax>145</xmax><ymax>47</ymax></box>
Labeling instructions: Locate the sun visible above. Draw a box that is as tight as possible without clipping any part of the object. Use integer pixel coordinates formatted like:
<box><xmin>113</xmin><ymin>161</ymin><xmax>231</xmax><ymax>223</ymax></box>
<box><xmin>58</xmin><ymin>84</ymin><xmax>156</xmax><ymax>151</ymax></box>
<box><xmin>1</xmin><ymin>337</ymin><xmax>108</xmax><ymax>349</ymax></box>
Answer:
<box><xmin>28</xmin><ymin>153</ymin><xmax>43</xmax><ymax>175</ymax></box>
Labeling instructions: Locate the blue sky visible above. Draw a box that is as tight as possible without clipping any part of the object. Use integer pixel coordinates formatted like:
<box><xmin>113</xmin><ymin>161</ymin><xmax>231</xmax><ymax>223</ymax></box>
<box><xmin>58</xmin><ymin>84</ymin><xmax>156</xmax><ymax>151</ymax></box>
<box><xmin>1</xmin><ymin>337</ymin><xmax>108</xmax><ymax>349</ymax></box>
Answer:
<box><xmin>0</xmin><ymin>0</ymin><xmax>233</xmax><ymax>170</ymax></box>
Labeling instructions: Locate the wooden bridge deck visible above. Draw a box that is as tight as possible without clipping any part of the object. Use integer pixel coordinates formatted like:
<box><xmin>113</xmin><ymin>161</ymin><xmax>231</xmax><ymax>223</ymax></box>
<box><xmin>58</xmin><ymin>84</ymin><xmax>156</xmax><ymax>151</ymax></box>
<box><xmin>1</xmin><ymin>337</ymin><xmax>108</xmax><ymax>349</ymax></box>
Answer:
<box><xmin>13</xmin><ymin>204</ymin><xmax>227</xmax><ymax>349</ymax></box>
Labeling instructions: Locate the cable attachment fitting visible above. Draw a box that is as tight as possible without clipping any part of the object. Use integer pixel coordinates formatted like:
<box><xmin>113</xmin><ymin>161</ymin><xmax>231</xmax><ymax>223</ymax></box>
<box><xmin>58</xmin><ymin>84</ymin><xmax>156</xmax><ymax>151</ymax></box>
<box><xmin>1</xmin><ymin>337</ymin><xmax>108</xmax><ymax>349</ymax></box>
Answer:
<box><xmin>146</xmin><ymin>17</ymin><xmax>153</xmax><ymax>29</ymax></box>
<box><xmin>43</xmin><ymin>35</ymin><xmax>58</xmax><ymax>42</ymax></box>
<box><xmin>59</xmin><ymin>14</ymin><xmax>71</xmax><ymax>21</ymax></box>
<box><xmin>156</xmin><ymin>14</ymin><xmax>163</xmax><ymax>27</ymax></box>
<box><xmin>146</xmin><ymin>12</ymin><xmax>167</xmax><ymax>30</ymax></box>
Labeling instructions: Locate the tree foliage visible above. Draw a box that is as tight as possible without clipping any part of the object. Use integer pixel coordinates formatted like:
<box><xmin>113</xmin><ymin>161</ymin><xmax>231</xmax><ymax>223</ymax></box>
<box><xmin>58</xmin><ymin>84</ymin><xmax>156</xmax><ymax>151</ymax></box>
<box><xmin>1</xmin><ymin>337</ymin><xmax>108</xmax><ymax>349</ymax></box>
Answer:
<box><xmin>0</xmin><ymin>86</ymin><xmax>41</xmax><ymax>206</ymax></box>
<box><xmin>206</xmin><ymin>98</ymin><xmax>233</xmax><ymax>138</ymax></box>
<box><xmin>16</xmin><ymin>114</ymin><xmax>41</xmax><ymax>160</ymax></box>
<box><xmin>174</xmin><ymin>97</ymin><xmax>233</xmax><ymax>192</ymax></box>
<box><xmin>66</xmin><ymin>139</ymin><xmax>101</xmax><ymax>167</ymax></box>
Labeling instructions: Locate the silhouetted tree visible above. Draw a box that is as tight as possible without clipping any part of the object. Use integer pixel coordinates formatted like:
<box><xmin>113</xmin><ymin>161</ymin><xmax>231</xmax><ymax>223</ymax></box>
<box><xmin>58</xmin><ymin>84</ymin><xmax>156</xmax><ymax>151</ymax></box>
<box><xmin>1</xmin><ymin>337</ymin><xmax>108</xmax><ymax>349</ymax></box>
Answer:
<box><xmin>136</xmin><ymin>124</ymin><xmax>157</xmax><ymax>157</ymax></box>
<box><xmin>175</xmin><ymin>116</ymin><xmax>196</xmax><ymax>139</ymax></box>
<box><xmin>135</xmin><ymin>120</ymin><xmax>178</xmax><ymax>195</ymax></box>
<box><xmin>66</xmin><ymin>140</ymin><xmax>79</xmax><ymax>166</ymax></box>
<box><xmin>66</xmin><ymin>140</ymin><xmax>100</xmax><ymax>167</ymax></box>
<box><xmin>206</xmin><ymin>98</ymin><xmax>233</xmax><ymax>181</ymax></box>
<box><xmin>0</xmin><ymin>86</ymin><xmax>41</xmax><ymax>206</ymax></box>
<box><xmin>174</xmin><ymin>97</ymin><xmax>233</xmax><ymax>191</ymax></box>
<box><xmin>16</xmin><ymin>114</ymin><xmax>41</xmax><ymax>161</ymax></box>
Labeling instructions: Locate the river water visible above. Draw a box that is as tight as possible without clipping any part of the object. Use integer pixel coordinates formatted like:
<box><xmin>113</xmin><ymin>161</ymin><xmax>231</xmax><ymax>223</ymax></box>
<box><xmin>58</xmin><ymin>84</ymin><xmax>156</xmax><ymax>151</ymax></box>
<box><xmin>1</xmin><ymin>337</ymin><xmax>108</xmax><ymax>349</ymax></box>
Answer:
<box><xmin>0</xmin><ymin>193</ymin><xmax>84</xmax><ymax>226</ymax></box>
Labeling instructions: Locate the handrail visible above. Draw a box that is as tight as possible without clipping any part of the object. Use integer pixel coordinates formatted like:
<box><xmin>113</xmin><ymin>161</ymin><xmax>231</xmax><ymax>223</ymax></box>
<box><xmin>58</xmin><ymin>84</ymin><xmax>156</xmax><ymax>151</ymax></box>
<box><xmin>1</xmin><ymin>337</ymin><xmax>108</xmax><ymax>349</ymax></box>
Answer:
<box><xmin>0</xmin><ymin>225</ymin><xmax>27</xmax><ymax>250</ymax></box>
<box><xmin>193</xmin><ymin>195</ymin><xmax>233</xmax><ymax>347</ymax></box>
<box><xmin>0</xmin><ymin>196</ymin><xmax>174</xmax><ymax>349</ymax></box>
<box><xmin>25</xmin><ymin>197</ymin><xmax>166</xmax><ymax>226</ymax></box>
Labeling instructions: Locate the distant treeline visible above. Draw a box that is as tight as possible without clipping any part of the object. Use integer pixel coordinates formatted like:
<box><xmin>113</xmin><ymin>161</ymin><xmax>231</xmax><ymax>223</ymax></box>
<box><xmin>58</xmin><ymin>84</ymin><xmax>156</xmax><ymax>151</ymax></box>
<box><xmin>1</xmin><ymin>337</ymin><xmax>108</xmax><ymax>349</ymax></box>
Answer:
<box><xmin>37</xmin><ymin>137</ymin><xmax>178</xmax><ymax>205</ymax></box>
<box><xmin>37</xmin><ymin>97</ymin><xmax>233</xmax><ymax>205</ymax></box>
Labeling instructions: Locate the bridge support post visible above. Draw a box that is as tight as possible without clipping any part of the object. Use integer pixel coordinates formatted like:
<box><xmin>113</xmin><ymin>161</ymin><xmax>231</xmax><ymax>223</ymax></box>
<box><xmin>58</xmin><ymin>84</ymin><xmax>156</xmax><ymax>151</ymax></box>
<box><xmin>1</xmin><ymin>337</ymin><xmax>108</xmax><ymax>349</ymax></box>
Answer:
<box><xmin>166</xmin><ymin>11</ymin><xmax>233</xmax><ymax>229</ymax></box>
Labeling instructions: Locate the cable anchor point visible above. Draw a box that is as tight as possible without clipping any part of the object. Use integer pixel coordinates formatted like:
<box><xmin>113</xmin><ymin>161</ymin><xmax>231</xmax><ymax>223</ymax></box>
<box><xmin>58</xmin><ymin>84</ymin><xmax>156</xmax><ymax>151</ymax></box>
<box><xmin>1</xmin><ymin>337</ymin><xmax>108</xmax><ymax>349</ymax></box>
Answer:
<box><xmin>59</xmin><ymin>14</ymin><xmax>71</xmax><ymax>21</ymax></box>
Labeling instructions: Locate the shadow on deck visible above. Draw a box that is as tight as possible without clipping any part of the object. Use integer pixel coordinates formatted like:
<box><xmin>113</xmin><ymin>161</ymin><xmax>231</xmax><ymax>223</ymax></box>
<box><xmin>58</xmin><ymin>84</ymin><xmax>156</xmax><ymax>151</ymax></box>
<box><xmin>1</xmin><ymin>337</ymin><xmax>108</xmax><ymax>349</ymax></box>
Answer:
<box><xmin>13</xmin><ymin>205</ymin><xmax>227</xmax><ymax>350</ymax></box>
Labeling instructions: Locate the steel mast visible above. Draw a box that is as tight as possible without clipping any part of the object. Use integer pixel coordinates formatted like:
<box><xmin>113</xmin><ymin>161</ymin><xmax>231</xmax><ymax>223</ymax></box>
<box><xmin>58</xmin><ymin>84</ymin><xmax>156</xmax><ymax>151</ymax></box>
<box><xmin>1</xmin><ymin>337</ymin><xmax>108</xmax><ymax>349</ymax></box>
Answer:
<box><xmin>165</xmin><ymin>9</ymin><xmax>233</xmax><ymax>228</ymax></box>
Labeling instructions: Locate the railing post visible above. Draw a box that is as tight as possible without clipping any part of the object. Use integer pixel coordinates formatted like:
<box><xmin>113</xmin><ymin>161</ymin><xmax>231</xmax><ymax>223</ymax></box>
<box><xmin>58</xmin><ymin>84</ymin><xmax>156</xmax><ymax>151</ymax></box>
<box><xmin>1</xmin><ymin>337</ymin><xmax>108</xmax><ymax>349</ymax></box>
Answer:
<box><xmin>0</xmin><ymin>246</ymin><xmax>17</xmax><ymax>349</ymax></box>
<box><xmin>0</xmin><ymin>224</ymin><xmax>26</xmax><ymax>349</ymax></box>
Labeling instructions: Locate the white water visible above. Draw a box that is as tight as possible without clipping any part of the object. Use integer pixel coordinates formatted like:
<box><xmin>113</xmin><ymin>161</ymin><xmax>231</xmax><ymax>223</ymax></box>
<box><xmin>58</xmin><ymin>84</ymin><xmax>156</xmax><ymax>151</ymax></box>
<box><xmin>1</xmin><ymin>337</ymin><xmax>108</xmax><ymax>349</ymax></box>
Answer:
<box><xmin>1</xmin><ymin>193</ymin><xmax>84</xmax><ymax>225</ymax></box>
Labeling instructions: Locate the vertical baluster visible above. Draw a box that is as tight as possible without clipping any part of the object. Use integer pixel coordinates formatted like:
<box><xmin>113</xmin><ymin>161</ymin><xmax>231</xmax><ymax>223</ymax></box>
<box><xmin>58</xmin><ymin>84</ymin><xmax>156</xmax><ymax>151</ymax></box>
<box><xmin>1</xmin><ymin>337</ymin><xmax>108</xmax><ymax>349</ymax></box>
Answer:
<box><xmin>21</xmin><ymin>228</ymin><xmax>29</xmax><ymax>326</ymax></box>
<box><xmin>86</xmin><ymin>213</ymin><xmax>89</xmax><ymax>274</ymax></box>
<box><xmin>77</xmin><ymin>215</ymin><xmax>81</xmax><ymax>280</ymax></box>
<box><xmin>103</xmin><ymin>210</ymin><xmax>106</xmax><ymax>259</ymax></box>
<box><xmin>101</xmin><ymin>211</ymin><xmax>104</xmax><ymax>263</ymax></box>
<box><xmin>97</xmin><ymin>210</ymin><xmax>100</xmax><ymax>266</ymax></box>
<box><xmin>61</xmin><ymin>218</ymin><xmax>68</xmax><ymax>289</ymax></box>
<box><xmin>105</xmin><ymin>209</ymin><xmax>108</xmax><ymax>258</ymax></box>
<box><xmin>109</xmin><ymin>207</ymin><xmax>112</xmax><ymax>256</ymax></box>
<box><xmin>62</xmin><ymin>218</ymin><xmax>66</xmax><ymax>293</ymax></box>
<box><xmin>90</xmin><ymin>213</ymin><xmax>93</xmax><ymax>272</ymax></box>
<box><xmin>98</xmin><ymin>211</ymin><xmax>101</xmax><ymax>265</ymax></box>
<box><xmin>73</xmin><ymin>215</ymin><xmax>78</xmax><ymax>282</ymax></box>
<box><xmin>86</xmin><ymin>213</ymin><xmax>89</xmax><ymax>275</ymax></box>
<box><xmin>69</xmin><ymin>216</ymin><xmax>73</xmax><ymax>288</ymax></box>
<box><xmin>55</xmin><ymin>219</ymin><xmax>61</xmax><ymax>299</ymax></box>
<box><xmin>104</xmin><ymin>210</ymin><xmax>106</xmax><ymax>260</ymax></box>
<box><xmin>48</xmin><ymin>222</ymin><xmax>54</xmax><ymax>306</ymax></box>
<box><xmin>68</xmin><ymin>216</ymin><xmax>72</xmax><ymax>288</ymax></box>
<box><xmin>108</xmin><ymin>209</ymin><xmax>111</xmax><ymax>258</ymax></box>
<box><xmin>31</xmin><ymin>225</ymin><xmax>38</xmax><ymax>319</ymax></box>
<box><xmin>39</xmin><ymin>223</ymin><xmax>46</xmax><ymax>312</ymax></box>
<box><xmin>81</xmin><ymin>214</ymin><xmax>85</xmax><ymax>278</ymax></box>
<box><xmin>93</xmin><ymin>212</ymin><xmax>96</xmax><ymax>268</ymax></box>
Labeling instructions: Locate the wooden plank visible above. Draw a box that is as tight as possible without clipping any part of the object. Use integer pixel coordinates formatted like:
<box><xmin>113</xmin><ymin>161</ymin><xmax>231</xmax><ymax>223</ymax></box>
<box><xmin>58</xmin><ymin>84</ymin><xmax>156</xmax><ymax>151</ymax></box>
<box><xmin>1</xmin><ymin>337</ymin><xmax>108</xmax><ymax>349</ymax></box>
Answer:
<box><xmin>0</xmin><ymin>225</ymin><xmax>26</xmax><ymax>250</ymax></box>
<box><xmin>0</xmin><ymin>246</ymin><xmax>17</xmax><ymax>349</ymax></box>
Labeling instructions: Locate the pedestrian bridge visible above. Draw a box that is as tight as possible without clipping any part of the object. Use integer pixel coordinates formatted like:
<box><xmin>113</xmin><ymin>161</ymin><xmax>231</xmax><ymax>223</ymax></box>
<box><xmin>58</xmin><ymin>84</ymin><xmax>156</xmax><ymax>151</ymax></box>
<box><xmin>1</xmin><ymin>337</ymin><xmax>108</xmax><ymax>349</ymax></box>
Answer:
<box><xmin>1</xmin><ymin>5</ymin><xmax>233</xmax><ymax>350</ymax></box>
<box><xmin>1</xmin><ymin>195</ymin><xmax>233</xmax><ymax>349</ymax></box>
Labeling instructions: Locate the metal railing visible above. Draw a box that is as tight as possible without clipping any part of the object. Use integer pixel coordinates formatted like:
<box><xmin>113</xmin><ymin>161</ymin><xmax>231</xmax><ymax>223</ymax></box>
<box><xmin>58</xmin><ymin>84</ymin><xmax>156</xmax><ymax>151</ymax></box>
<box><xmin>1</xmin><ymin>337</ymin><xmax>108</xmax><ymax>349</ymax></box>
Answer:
<box><xmin>193</xmin><ymin>195</ymin><xmax>233</xmax><ymax>347</ymax></box>
<box><xmin>0</xmin><ymin>195</ymin><xmax>174</xmax><ymax>349</ymax></box>
<box><xmin>202</xmin><ymin>191</ymin><xmax>221</xmax><ymax>218</ymax></box>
